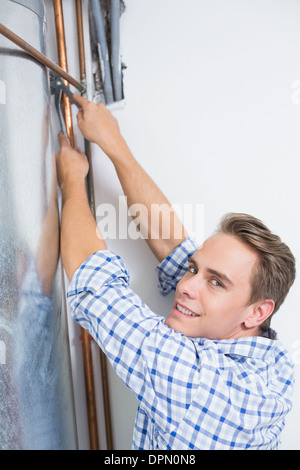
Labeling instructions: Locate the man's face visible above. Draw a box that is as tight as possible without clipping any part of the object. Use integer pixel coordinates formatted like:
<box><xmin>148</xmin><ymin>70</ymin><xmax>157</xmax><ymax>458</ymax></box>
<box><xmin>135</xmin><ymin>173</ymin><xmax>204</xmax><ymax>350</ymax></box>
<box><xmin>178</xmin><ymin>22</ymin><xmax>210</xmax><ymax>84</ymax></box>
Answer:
<box><xmin>165</xmin><ymin>233</ymin><xmax>260</xmax><ymax>339</ymax></box>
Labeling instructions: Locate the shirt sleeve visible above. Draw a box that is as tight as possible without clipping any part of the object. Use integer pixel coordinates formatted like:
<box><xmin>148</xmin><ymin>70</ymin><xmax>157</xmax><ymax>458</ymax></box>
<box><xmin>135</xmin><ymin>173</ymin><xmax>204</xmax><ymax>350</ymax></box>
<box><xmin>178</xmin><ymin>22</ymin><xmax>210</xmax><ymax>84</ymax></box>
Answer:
<box><xmin>67</xmin><ymin>249</ymin><xmax>201</xmax><ymax>435</ymax></box>
<box><xmin>156</xmin><ymin>237</ymin><xmax>199</xmax><ymax>295</ymax></box>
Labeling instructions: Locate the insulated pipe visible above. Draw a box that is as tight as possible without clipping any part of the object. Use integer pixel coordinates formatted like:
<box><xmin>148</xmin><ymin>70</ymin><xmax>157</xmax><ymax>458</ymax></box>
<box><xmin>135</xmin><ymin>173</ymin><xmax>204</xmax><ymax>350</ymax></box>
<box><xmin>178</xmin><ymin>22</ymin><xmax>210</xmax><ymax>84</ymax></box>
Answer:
<box><xmin>75</xmin><ymin>0</ymin><xmax>113</xmax><ymax>450</ymax></box>
<box><xmin>53</xmin><ymin>0</ymin><xmax>99</xmax><ymax>450</ymax></box>
<box><xmin>90</xmin><ymin>0</ymin><xmax>114</xmax><ymax>104</ymax></box>
<box><xmin>110</xmin><ymin>0</ymin><xmax>123</xmax><ymax>102</ymax></box>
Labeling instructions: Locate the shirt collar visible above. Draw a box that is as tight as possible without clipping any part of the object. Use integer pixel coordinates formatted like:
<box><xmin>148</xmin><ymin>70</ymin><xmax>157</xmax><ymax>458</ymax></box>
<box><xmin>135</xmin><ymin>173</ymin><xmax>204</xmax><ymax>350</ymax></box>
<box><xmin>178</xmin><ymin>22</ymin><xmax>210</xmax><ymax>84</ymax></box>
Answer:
<box><xmin>197</xmin><ymin>334</ymin><xmax>284</xmax><ymax>360</ymax></box>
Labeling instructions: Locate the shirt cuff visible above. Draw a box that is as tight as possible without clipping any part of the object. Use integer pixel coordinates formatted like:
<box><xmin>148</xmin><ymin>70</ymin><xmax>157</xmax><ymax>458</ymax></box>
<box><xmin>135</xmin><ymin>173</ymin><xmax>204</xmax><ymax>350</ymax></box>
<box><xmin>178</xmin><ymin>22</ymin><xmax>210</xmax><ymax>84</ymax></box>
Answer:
<box><xmin>156</xmin><ymin>237</ymin><xmax>199</xmax><ymax>296</ymax></box>
<box><xmin>67</xmin><ymin>250</ymin><xmax>130</xmax><ymax>298</ymax></box>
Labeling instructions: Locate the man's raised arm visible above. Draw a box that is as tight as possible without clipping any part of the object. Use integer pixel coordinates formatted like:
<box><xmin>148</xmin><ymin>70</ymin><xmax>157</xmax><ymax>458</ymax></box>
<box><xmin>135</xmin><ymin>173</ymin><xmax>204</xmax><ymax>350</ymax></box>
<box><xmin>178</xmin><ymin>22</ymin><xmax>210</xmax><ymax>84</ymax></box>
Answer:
<box><xmin>55</xmin><ymin>132</ymin><xmax>106</xmax><ymax>281</ymax></box>
<box><xmin>73</xmin><ymin>94</ymin><xmax>188</xmax><ymax>262</ymax></box>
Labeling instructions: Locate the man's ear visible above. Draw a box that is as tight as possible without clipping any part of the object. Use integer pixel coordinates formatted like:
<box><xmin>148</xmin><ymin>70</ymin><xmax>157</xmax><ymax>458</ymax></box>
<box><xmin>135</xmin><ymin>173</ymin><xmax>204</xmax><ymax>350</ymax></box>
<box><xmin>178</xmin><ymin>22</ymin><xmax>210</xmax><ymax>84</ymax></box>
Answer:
<box><xmin>244</xmin><ymin>299</ymin><xmax>275</xmax><ymax>329</ymax></box>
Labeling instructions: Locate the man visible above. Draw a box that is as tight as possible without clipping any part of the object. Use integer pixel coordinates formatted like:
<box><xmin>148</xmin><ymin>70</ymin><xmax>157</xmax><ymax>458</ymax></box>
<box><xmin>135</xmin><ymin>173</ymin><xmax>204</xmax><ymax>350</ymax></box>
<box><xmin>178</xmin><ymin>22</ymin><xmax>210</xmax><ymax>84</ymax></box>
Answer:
<box><xmin>56</xmin><ymin>94</ymin><xmax>296</xmax><ymax>450</ymax></box>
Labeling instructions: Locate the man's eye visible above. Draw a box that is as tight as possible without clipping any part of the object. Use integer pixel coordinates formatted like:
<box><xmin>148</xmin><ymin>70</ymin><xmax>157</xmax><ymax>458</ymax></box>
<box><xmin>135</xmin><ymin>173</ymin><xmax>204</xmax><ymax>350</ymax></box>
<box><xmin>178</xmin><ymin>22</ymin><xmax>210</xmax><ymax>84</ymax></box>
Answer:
<box><xmin>188</xmin><ymin>265</ymin><xmax>197</xmax><ymax>274</ymax></box>
<box><xmin>211</xmin><ymin>278</ymin><xmax>223</xmax><ymax>288</ymax></box>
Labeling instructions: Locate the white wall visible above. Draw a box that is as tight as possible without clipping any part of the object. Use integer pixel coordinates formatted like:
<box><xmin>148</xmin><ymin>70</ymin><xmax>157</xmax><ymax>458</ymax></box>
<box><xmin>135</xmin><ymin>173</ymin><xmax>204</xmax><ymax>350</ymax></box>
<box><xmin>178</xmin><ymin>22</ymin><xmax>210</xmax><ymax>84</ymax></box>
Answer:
<box><xmin>47</xmin><ymin>0</ymin><xmax>300</xmax><ymax>450</ymax></box>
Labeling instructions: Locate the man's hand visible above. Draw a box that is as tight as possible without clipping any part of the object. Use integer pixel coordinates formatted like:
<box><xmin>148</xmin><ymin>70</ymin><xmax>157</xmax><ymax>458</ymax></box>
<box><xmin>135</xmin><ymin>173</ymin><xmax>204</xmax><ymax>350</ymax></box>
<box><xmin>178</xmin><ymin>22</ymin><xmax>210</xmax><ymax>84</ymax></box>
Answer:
<box><xmin>55</xmin><ymin>131</ymin><xmax>89</xmax><ymax>192</ymax></box>
<box><xmin>73</xmin><ymin>94</ymin><xmax>125</xmax><ymax>161</ymax></box>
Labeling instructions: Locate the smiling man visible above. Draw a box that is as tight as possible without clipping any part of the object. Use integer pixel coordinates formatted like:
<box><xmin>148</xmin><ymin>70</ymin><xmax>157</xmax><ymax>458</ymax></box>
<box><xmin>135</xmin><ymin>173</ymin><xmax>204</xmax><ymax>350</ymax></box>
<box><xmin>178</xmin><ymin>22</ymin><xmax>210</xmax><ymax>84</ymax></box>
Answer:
<box><xmin>56</xmin><ymin>95</ymin><xmax>296</xmax><ymax>450</ymax></box>
<box><xmin>166</xmin><ymin>231</ymin><xmax>276</xmax><ymax>340</ymax></box>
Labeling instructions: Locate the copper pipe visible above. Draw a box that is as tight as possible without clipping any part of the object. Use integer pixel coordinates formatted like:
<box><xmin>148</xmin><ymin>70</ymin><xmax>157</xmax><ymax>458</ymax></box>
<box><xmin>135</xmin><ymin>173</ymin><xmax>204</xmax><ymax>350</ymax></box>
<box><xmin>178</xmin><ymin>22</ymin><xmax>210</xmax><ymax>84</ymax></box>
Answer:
<box><xmin>75</xmin><ymin>0</ymin><xmax>113</xmax><ymax>450</ymax></box>
<box><xmin>53</xmin><ymin>0</ymin><xmax>74</xmax><ymax>147</ymax></box>
<box><xmin>53</xmin><ymin>0</ymin><xmax>99</xmax><ymax>450</ymax></box>
<box><xmin>99</xmin><ymin>344</ymin><xmax>113</xmax><ymax>450</ymax></box>
<box><xmin>80</xmin><ymin>330</ymin><xmax>99</xmax><ymax>450</ymax></box>
<box><xmin>75</xmin><ymin>0</ymin><xmax>95</xmax><ymax>213</ymax></box>
<box><xmin>0</xmin><ymin>23</ymin><xmax>83</xmax><ymax>92</ymax></box>
<box><xmin>75</xmin><ymin>0</ymin><xmax>86</xmax><ymax>84</ymax></box>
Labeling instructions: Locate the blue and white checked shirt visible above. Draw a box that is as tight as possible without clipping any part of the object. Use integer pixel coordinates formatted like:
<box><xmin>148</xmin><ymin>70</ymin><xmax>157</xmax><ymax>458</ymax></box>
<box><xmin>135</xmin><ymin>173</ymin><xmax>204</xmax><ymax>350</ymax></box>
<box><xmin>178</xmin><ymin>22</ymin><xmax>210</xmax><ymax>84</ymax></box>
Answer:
<box><xmin>67</xmin><ymin>238</ymin><xmax>294</xmax><ymax>450</ymax></box>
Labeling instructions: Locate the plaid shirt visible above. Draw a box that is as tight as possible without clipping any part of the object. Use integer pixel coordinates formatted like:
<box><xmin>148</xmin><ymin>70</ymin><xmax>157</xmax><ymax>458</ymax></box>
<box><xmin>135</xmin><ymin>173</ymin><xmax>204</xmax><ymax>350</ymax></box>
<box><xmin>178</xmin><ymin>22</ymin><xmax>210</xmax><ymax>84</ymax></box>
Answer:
<box><xmin>67</xmin><ymin>238</ymin><xmax>294</xmax><ymax>450</ymax></box>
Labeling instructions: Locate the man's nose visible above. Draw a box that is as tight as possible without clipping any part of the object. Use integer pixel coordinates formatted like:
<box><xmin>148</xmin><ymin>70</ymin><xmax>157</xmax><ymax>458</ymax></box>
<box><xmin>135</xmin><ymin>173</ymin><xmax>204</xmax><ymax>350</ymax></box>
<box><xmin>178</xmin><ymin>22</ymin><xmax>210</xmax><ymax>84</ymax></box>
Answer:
<box><xmin>177</xmin><ymin>274</ymin><xmax>201</xmax><ymax>299</ymax></box>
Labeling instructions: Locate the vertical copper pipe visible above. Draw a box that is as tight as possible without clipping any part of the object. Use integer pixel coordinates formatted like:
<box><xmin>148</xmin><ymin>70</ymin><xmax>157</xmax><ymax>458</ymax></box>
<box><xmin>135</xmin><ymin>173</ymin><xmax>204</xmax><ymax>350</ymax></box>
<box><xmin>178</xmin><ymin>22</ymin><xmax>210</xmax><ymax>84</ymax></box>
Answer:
<box><xmin>53</xmin><ymin>0</ymin><xmax>99</xmax><ymax>450</ymax></box>
<box><xmin>53</xmin><ymin>0</ymin><xmax>74</xmax><ymax>147</ymax></box>
<box><xmin>75</xmin><ymin>0</ymin><xmax>95</xmax><ymax>214</ymax></box>
<box><xmin>75</xmin><ymin>0</ymin><xmax>86</xmax><ymax>84</ymax></box>
<box><xmin>75</xmin><ymin>0</ymin><xmax>113</xmax><ymax>450</ymax></box>
<box><xmin>99</xmin><ymin>344</ymin><xmax>113</xmax><ymax>450</ymax></box>
<box><xmin>80</xmin><ymin>330</ymin><xmax>99</xmax><ymax>450</ymax></box>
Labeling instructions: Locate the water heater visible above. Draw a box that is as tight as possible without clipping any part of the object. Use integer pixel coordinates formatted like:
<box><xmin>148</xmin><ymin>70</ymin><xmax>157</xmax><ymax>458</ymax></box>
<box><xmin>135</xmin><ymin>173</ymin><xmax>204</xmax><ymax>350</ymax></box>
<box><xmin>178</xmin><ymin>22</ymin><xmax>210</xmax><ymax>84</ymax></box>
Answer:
<box><xmin>0</xmin><ymin>0</ymin><xmax>77</xmax><ymax>450</ymax></box>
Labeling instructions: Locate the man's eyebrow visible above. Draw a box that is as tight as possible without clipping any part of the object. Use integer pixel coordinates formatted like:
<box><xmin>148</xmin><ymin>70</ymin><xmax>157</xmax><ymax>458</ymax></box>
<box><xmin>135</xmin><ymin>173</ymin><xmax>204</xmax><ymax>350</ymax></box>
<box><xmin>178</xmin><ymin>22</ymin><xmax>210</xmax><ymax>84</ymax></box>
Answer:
<box><xmin>207</xmin><ymin>269</ymin><xmax>234</xmax><ymax>286</ymax></box>
<box><xmin>188</xmin><ymin>256</ymin><xmax>234</xmax><ymax>286</ymax></box>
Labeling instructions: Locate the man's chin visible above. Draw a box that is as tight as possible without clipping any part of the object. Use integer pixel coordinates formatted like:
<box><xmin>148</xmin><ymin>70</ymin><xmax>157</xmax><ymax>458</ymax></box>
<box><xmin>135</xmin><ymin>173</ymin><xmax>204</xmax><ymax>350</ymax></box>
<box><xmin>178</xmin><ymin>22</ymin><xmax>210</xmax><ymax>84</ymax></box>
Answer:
<box><xmin>165</xmin><ymin>315</ymin><xmax>200</xmax><ymax>338</ymax></box>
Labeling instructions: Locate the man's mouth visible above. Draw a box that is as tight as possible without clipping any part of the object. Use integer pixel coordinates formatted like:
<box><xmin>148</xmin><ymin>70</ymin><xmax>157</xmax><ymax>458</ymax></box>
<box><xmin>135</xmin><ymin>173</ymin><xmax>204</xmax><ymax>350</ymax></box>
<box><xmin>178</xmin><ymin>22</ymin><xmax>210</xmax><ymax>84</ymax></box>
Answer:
<box><xmin>176</xmin><ymin>303</ymin><xmax>199</xmax><ymax>317</ymax></box>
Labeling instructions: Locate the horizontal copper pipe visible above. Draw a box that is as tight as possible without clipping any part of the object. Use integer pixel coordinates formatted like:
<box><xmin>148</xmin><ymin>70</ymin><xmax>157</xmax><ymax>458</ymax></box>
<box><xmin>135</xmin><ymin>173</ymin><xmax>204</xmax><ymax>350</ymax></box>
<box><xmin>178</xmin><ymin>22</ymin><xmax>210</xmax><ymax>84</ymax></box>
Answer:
<box><xmin>0</xmin><ymin>22</ymin><xmax>84</xmax><ymax>92</ymax></box>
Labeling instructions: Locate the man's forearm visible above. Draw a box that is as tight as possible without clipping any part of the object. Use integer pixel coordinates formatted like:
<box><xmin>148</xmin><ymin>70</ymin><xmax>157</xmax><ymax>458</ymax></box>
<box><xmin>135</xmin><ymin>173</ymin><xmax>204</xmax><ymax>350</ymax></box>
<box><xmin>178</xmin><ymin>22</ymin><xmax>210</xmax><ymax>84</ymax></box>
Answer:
<box><xmin>73</xmin><ymin>95</ymin><xmax>188</xmax><ymax>261</ymax></box>
<box><xmin>107</xmin><ymin>138</ymin><xmax>188</xmax><ymax>262</ymax></box>
<box><xmin>61</xmin><ymin>181</ymin><xmax>106</xmax><ymax>281</ymax></box>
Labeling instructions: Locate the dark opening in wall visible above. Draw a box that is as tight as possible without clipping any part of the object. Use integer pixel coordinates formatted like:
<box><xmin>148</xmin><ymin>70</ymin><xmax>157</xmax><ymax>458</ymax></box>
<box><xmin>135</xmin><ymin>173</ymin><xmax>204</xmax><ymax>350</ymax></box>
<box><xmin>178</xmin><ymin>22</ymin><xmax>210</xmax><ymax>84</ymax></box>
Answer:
<box><xmin>89</xmin><ymin>0</ymin><xmax>126</xmax><ymax>104</ymax></box>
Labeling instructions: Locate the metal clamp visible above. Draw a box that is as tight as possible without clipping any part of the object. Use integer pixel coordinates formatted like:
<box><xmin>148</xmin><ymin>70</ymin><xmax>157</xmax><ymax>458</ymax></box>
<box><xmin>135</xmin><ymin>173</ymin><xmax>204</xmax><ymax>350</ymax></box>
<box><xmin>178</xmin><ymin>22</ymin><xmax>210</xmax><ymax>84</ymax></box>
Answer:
<box><xmin>50</xmin><ymin>71</ymin><xmax>82</xmax><ymax>140</ymax></box>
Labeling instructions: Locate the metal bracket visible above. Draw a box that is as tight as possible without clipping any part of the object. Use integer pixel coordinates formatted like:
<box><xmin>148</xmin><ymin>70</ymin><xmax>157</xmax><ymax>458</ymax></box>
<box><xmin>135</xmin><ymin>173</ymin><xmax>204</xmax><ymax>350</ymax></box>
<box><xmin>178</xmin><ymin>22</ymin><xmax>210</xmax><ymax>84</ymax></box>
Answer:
<box><xmin>50</xmin><ymin>71</ymin><xmax>81</xmax><ymax>140</ymax></box>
